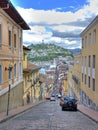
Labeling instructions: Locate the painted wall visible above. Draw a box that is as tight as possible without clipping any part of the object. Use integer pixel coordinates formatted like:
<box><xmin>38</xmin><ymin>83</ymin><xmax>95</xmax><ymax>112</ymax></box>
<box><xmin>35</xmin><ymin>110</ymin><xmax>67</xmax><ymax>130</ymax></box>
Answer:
<box><xmin>81</xmin><ymin>18</ymin><xmax>98</xmax><ymax>110</ymax></box>
<box><xmin>0</xmin><ymin>9</ymin><xmax>23</xmax><ymax>112</ymax></box>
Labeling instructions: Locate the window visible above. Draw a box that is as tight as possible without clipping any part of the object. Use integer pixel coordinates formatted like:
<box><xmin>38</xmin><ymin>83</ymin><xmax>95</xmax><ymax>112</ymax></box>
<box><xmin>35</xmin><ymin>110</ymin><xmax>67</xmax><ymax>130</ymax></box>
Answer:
<box><xmin>8</xmin><ymin>30</ymin><xmax>12</xmax><ymax>50</ymax></box>
<box><xmin>92</xmin><ymin>78</ymin><xmax>95</xmax><ymax>91</ymax></box>
<box><xmin>84</xmin><ymin>56</ymin><xmax>86</xmax><ymax>74</ymax></box>
<box><xmin>19</xmin><ymin>62</ymin><xmax>22</xmax><ymax>76</ymax></box>
<box><xmin>8</xmin><ymin>69</ymin><xmax>12</xmax><ymax>80</ymax></box>
<box><xmin>88</xmin><ymin>76</ymin><xmax>90</xmax><ymax>88</ymax></box>
<box><xmin>92</xmin><ymin>55</ymin><xmax>95</xmax><ymax>68</ymax></box>
<box><xmin>19</xmin><ymin>37</ymin><xmax>22</xmax><ymax>51</ymax></box>
<box><xmin>14</xmin><ymin>63</ymin><xmax>16</xmax><ymax>78</ymax></box>
<box><xmin>85</xmin><ymin>74</ymin><xmax>86</xmax><ymax>84</ymax></box>
<box><xmin>19</xmin><ymin>30</ymin><xmax>22</xmax><ymax>52</ymax></box>
<box><xmin>0</xmin><ymin>64</ymin><xmax>2</xmax><ymax>85</ymax></box>
<box><xmin>93</xmin><ymin>29</ymin><xmax>96</xmax><ymax>43</ymax></box>
<box><xmin>85</xmin><ymin>36</ymin><xmax>87</xmax><ymax>47</ymax></box>
<box><xmin>88</xmin><ymin>33</ymin><xmax>91</xmax><ymax>44</ymax></box>
<box><xmin>85</xmin><ymin>56</ymin><xmax>86</xmax><ymax>66</ymax></box>
<box><xmin>0</xmin><ymin>24</ymin><xmax>2</xmax><ymax>48</ymax></box>
<box><xmin>82</xmin><ymin>73</ymin><xmax>83</xmax><ymax>82</ymax></box>
<box><xmin>88</xmin><ymin>55</ymin><xmax>91</xmax><ymax>67</ymax></box>
<box><xmin>82</xmin><ymin>38</ymin><xmax>84</xmax><ymax>48</ymax></box>
<box><xmin>14</xmin><ymin>34</ymin><xmax>16</xmax><ymax>50</ymax></box>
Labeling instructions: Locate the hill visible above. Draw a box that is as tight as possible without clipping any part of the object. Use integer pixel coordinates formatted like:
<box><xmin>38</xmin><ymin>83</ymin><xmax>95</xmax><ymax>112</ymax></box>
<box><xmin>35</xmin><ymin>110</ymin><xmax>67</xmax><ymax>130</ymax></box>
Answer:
<box><xmin>27</xmin><ymin>43</ymin><xmax>73</xmax><ymax>62</ymax></box>
<box><xmin>68</xmin><ymin>48</ymin><xmax>81</xmax><ymax>54</ymax></box>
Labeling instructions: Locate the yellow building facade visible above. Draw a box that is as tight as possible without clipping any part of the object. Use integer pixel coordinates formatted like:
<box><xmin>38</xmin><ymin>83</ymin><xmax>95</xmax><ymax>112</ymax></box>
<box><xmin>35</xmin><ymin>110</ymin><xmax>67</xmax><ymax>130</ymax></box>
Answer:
<box><xmin>80</xmin><ymin>16</ymin><xmax>98</xmax><ymax>111</ymax></box>
<box><xmin>68</xmin><ymin>54</ymin><xmax>81</xmax><ymax>100</ymax></box>
<box><xmin>0</xmin><ymin>1</ymin><xmax>30</xmax><ymax>113</ymax></box>
<box><xmin>23</xmin><ymin>46</ymin><xmax>41</xmax><ymax>104</ymax></box>
<box><xmin>63</xmin><ymin>76</ymin><xmax>68</xmax><ymax>96</ymax></box>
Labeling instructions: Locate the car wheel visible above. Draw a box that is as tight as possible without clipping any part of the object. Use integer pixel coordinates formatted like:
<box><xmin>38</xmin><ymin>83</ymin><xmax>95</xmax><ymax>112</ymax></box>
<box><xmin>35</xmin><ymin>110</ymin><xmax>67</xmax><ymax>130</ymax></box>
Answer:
<box><xmin>74</xmin><ymin>108</ymin><xmax>77</xmax><ymax>111</ymax></box>
<box><xmin>62</xmin><ymin>107</ymin><xmax>64</xmax><ymax>111</ymax></box>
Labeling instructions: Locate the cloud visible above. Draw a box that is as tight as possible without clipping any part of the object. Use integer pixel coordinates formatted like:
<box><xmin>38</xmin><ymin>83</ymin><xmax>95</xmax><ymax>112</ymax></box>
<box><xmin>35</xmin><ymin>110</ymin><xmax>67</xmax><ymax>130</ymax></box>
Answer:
<box><xmin>16</xmin><ymin>0</ymin><xmax>98</xmax><ymax>49</ymax></box>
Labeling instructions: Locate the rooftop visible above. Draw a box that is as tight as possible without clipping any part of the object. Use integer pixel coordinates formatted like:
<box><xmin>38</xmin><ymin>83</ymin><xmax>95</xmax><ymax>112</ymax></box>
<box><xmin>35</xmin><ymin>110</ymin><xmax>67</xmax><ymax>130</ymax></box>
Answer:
<box><xmin>0</xmin><ymin>0</ymin><xmax>30</xmax><ymax>30</ymax></box>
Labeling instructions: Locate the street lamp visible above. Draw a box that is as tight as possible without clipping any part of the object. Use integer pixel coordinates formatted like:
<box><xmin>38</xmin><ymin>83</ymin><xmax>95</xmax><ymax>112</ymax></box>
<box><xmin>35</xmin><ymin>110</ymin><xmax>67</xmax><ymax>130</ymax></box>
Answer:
<box><xmin>5</xmin><ymin>63</ymin><xmax>13</xmax><ymax>116</ymax></box>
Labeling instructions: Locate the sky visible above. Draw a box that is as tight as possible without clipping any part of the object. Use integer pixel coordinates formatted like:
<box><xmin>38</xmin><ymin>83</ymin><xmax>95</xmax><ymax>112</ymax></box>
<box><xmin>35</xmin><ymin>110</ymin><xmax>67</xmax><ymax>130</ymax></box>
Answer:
<box><xmin>10</xmin><ymin>0</ymin><xmax>98</xmax><ymax>49</ymax></box>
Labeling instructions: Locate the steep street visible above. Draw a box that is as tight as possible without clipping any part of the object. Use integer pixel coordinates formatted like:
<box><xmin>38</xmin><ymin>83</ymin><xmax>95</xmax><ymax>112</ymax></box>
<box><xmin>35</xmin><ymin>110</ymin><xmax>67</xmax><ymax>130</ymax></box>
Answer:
<box><xmin>0</xmin><ymin>100</ymin><xmax>98</xmax><ymax>130</ymax></box>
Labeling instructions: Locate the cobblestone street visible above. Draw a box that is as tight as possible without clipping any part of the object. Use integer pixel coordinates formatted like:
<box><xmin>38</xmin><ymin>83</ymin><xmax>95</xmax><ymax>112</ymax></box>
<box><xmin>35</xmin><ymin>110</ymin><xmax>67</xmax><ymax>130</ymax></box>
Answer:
<box><xmin>0</xmin><ymin>100</ymin><xmax>98</xmax><ymax>130</ymax></box>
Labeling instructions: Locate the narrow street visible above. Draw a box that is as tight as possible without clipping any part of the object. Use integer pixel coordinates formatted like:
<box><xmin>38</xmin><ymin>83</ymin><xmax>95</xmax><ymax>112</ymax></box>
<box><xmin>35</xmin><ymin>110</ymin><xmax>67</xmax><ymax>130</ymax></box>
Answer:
<box><xmin>0</xmin><ymin>100</ymin><xmax>98</xmax><ymax>130</ymax></box>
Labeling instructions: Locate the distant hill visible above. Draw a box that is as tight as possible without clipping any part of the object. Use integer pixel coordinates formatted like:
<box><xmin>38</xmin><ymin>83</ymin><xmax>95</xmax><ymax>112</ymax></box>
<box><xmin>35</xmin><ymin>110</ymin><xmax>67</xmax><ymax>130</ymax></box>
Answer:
<box><xmin>27</xmin><ymin>43</ymin><xmax>73</xmax><ymax>62</ymax></box>
<box><xmin>68</xmin><ymin>48</ymin><xmax>81</xmax><ymax>54</ymax></box>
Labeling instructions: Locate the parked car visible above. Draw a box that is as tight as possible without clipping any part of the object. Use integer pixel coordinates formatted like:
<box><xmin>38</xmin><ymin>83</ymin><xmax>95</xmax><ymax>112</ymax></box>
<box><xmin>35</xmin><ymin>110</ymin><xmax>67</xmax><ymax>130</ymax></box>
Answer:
<box><xmin>60</xmin><ymin>96</ymin><xmax>78</xmax><ymax>111</ymax></box>
<box><xmin>57</xmin><ymin>94</ymin><xmax>62</xmax><ymax>98</ymax></box>
<box><xmin>50</xmin><ymin>94</ymin><xmax>56</xmax><ymax>101</ymax></box>
<box><xmin>45</xmin><ymin>95</ymin><xmax>50</xmax><ymax>100</ymax></box>
<box><xmin>56</xmin><ymin>93</ymin><xmax>61</xmax><ymax>98</ymax></box>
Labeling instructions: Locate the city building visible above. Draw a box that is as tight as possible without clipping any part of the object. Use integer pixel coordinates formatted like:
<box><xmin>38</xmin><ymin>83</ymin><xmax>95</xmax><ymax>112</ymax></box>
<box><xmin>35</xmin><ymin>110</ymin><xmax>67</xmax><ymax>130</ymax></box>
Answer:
<box><xmin>63</xmin><ymin>73</ymin><xmax>68</xmax><ymax>96</ymax></box>
<box><xmin>68</xmin><ymin>53</ymin><xmax>81</xmax><ymax>100</ymax></box>
<box><xmin>80</xmin><ymin>15</ymin><xmax>98</xmax><ymax>111</ymax></box>
<box><xmin>39</xmin><ymin>74</ymin><xmax>48</xmax><ymax>99</ymax></box>
<box><xmin>0</xmin><ymin>0</ymin><xmax>30</xmax><ymax>113</ymax></box>
<box><xmin>23</xmin><ymin>46</ymin><xmax>41</xmax><ymax>104</ymax></box>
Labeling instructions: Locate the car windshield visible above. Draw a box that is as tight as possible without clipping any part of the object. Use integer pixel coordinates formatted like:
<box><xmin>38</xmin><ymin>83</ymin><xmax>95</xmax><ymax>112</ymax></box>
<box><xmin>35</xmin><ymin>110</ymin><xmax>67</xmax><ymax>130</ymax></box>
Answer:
<box><xmin>64</xmin><ymin>97</ymin><xmax>75</xmax><ymax>101</ymax></box>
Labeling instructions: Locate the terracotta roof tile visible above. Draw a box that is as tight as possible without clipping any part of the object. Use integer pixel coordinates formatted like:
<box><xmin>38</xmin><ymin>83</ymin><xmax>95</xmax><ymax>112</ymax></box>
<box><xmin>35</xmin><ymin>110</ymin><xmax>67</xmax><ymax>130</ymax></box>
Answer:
<box><xmin>23</xmin><ymin>62</ymin><xmax>41</xmax><ymax>73</ymax></box>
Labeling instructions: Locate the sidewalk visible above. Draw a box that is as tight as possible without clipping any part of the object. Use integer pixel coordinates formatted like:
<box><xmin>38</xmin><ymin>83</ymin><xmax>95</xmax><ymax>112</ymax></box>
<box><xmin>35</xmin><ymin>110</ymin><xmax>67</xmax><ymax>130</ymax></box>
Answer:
<box><xmin>0</xmin><ymin>101</ymin><xmax>98</xmax><ymax>123</ymax></box>
<box><xmin>0</xmin><ymin>100</ymin><xmax>45</xmax><ymax>123</ymax></box>
<box><xmin>78</xmin><ymin>104</ymin><xmax>98</xmax><ymax>123</ymax></box>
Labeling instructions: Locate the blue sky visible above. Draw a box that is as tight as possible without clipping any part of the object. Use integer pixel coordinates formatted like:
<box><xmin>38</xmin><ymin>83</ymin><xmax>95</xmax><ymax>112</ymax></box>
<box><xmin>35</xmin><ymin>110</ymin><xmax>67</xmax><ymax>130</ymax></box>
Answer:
<box><xmin>11</xmin><ymin>0</ymin><xmax>87</xmax><ymax>12</ymax></box>
<box><xmin>10</xmin><ymin>0</ymin><xmax>98</xmax><ymax>49</ymax></box>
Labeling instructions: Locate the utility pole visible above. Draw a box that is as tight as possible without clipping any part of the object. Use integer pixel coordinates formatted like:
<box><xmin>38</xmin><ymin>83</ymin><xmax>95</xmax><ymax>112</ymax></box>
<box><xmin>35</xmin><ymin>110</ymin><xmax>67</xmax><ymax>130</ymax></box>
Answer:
<box><xmin>6</xmin><ymin>85</ymin><xmax>10</xmax><ymax>116</ymax></box>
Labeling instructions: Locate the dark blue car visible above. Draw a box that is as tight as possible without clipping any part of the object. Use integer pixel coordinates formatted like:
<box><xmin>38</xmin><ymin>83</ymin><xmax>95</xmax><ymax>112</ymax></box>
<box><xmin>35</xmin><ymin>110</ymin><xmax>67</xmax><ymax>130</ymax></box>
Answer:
<box><xmin>60</xmin><ymin>96</ymin><xmax>78</xmax><ymax>111</ymax></box>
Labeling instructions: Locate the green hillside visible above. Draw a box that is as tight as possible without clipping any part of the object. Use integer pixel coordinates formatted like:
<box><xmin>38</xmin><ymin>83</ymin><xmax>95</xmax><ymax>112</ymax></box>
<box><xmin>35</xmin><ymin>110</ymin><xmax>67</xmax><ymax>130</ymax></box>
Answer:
<box><xmin>27</xmin><ymin>43</ymin><xmax>73</xmax><ymax>62</ymax></box>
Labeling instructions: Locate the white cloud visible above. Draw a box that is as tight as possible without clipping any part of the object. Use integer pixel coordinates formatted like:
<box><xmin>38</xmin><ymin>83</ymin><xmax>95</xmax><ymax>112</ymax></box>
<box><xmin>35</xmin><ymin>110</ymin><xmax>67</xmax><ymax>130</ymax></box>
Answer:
<box><xmin>29</xmin><ymin>26</ymin><xmax>50</xmax><ymax>35</ymax></box>
<box><xmin>16</xmin><ymin>0</ymin><xmax>98</xmax><ymax>49</ymax></box>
